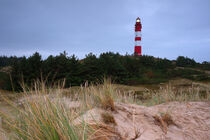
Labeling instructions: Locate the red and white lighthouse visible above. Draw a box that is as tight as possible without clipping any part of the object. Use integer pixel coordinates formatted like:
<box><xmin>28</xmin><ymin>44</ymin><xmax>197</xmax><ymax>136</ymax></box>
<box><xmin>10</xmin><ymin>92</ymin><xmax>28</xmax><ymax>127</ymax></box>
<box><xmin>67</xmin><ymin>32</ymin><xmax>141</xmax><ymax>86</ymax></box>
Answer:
<box><xmin>134</xmin><ymin>17</ymin><xmax>142</xmax><ymax>56</ymax></box>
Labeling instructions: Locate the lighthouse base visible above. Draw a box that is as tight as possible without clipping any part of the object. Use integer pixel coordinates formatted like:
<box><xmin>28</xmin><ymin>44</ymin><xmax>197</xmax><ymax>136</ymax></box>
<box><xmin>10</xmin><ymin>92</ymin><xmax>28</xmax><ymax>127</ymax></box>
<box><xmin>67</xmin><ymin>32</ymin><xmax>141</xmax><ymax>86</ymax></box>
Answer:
<box><xmin>134</xmin><ymin>46</ymin><xmax>141</xmax><ymax>56</ymax></box>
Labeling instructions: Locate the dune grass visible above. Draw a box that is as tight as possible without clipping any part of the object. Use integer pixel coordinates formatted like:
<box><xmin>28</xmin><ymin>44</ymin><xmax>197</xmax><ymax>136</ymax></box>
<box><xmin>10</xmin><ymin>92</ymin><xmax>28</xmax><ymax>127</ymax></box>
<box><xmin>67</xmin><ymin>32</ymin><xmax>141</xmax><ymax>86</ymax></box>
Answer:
<box><xmin>80</xmin><ymin>79</ymin><xmax>116</xmax><ymax>111</ymax></box>
<box><xmin>0</xmin><ymin>79</ymin><xmax>120</xmax><ymax>140</ymax></box>
<box><xmin>0</xmin><ymin>82</ymin><xmax>93</xmax><ymax>140</ymax></box>
<box><xmin>0</xmin><ymin>79</ymin><xmax>209</xmax><ymax>139</ymax></box>
<box><xmin>101</xmin><ymin>112</ymin><xmax>116</xmax><ymax>125</ymax></box>
<box><xmin>127</xmin><ymin>82</ymin><xmax>210</xmax><ymax>106</ymax></box>
<box><xmin>145</xmin><ymin>83</ymin><xmax>210</xmax><ymax>106</ymax></box>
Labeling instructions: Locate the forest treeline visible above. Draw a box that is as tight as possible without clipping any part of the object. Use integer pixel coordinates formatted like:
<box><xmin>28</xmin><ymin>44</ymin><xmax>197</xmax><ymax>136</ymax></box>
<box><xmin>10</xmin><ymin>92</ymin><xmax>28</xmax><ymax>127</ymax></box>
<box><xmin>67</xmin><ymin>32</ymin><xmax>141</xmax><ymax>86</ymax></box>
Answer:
<box><xmin>0</xmin><ymin>52</ymin><xmax>210</xmax><ymax>91</ymax></box>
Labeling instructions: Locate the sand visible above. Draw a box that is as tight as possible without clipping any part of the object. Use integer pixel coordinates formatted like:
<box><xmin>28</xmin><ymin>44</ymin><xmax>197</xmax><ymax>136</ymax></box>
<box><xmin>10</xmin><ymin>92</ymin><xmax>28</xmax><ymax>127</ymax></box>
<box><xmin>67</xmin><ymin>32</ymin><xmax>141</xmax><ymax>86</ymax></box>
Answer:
<box><xmin>78</xmin><ymin>101</ymin><xmax>210</xmax><ymax>140</ymax></box>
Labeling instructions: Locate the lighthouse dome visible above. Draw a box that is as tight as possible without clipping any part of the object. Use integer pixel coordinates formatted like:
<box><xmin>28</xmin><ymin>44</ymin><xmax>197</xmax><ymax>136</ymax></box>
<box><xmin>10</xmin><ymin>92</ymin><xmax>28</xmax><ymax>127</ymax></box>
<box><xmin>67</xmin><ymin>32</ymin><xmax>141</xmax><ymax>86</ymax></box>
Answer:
<box><xmin>136</xmin><ymin>17</ymin><xmax>140</xmax><ymax>23</ymax></box>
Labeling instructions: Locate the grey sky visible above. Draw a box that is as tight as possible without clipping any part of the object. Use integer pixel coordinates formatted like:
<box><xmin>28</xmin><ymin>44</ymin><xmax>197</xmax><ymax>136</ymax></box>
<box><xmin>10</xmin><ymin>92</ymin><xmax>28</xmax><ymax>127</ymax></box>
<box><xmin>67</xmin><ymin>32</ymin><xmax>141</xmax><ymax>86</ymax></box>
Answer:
<box><xmin>0</xmin><ymin>0</ymin><xmax>210</xmax><ymax>62</ymax></box>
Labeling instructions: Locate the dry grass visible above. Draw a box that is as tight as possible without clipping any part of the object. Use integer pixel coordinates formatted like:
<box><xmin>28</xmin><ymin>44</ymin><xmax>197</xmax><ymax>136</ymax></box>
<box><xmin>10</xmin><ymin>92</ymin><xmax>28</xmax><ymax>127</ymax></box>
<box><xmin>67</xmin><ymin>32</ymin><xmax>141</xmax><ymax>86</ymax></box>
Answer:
<box><xmin>149</xmin><ymin>83</ymin><xmax>210</xmax><ymax>105</ymax></box>
<box><xmin>0</xmin><ymin>81</ymin><xmax>92</xmax><ymax>140</ymax></box>
<box><xmin>90</xmin><ymin>124</ymin><xmax>121</xmax><ymax>140</ymax></box>
<box><xmin>0</xmin><ymin>79</ymin><xmax>121</xmax><ymax>140</ymax></box>
<box><xmin>1</xmin><ymin>97</ymin><xmax>92</xmax><ymax>140</ymax></box>
<box><xmin>161</xmin><ymin>113</ymin><xmax>174</xmax><ymax>126</ymax></box>
<box><xmin>80</xmin><ymin>79</ymin><xmax>116</xmax><ymax>111</ymax></box>
<box><xmin>153</xmin><ymin>112</ymin><xmax>174</xmax><ymax>134</ymax></box>
<box><xmin>131</xmin><ymin>128</ymin><xmax>144</xmax><ymax>140</ymax></box>
<box><xmin>0</xmin><ymin>78</ymin><xmax>210</xmax><ymax>139</ymax></box>
<box><xmin>101</xmin><ymin>112</ymin><xmax>116</xmax><ymax>125</ymax></box>
<box><xmin>126</xmin><ymin>81</ymin><xmax>210</xmax><ymax>106</ymax></box>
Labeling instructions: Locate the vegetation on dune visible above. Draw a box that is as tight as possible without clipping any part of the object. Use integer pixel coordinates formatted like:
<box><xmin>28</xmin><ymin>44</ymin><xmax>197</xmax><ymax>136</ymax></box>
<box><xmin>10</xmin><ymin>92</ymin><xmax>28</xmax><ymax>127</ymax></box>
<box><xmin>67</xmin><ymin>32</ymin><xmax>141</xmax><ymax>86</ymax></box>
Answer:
<box><xmin>0</xmin><ymin>80</ymin><xmax>119</xmax><ymax>140</ymax></box>
<box><xmin>153</xmin><ymin>112</ymin><xmax>174</xmax><ymax>134</ymax></box>
<box><xmin>0</xmin><ymin>79</ymin><xmax>209</xmax><ymax>139</ymax></box>
<box><xmin>0</xmin><ymin>72</ymin><xmax>12</xmax><ymax>90</ymax></box>
<box><xmin>0</xmin><ymin>51</ymin><xmax>209</xmax><ymax>139</ymax></box>
<box><xmin>132</xmin><ymin>82</ymin><xmax>210</xmax><ymax>106</ymax></box>
<box><xmin>101</xmin><ymin>112</ymin><xmax>116</xmax><ymax>125</ymax></box>
<box><xmin>81</xmin><ymin>79</ymin><xmax>116</xmax><ymax>111</ymax></box>
<box><xmin>0</xmin><ymin>52</ymin><xmax>210</xmax><ymax>91</ymax></box>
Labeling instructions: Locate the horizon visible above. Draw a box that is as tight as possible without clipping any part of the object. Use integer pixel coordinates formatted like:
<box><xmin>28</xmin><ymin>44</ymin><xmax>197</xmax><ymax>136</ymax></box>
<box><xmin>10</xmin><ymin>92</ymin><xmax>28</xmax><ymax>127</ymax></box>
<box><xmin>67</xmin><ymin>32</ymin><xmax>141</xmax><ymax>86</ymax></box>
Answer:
<box><xmin>0</xmin><ymin>0</ymin><xmax>210</xmax><ymax>62</ymax></box>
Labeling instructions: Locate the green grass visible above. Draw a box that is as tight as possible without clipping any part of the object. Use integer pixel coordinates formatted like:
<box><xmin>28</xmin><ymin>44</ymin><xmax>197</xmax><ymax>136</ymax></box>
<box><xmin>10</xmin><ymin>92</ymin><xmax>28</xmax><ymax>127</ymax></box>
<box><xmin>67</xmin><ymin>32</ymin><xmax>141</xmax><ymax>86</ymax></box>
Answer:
<box><xmin>0</xmin><ymin>79</ymin><xmax>121</xmax><ymax>140</ymax></box>
<box><xmin>0</xmin><ymin>81</ymin><xmax>96</xmax><ymax>140</ymax></box>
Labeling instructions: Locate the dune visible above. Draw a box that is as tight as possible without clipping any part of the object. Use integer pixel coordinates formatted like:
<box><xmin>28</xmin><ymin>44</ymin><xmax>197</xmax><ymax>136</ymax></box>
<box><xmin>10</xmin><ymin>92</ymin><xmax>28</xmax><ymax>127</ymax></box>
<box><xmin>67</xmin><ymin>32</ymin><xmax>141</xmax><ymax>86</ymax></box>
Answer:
<box><xmin>76</xmin><ymin>101</ymin><xmax>210</xmax><ymax>140</ymax></box>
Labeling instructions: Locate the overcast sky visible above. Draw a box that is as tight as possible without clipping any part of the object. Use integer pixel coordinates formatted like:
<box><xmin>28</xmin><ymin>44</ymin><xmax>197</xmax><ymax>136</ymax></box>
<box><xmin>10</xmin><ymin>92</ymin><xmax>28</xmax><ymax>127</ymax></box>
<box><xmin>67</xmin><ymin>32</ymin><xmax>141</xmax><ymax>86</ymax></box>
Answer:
<box><xmin>0</xmin><ymin>0</ymin><xmax>210</xmax><ymax>62</ymax></box>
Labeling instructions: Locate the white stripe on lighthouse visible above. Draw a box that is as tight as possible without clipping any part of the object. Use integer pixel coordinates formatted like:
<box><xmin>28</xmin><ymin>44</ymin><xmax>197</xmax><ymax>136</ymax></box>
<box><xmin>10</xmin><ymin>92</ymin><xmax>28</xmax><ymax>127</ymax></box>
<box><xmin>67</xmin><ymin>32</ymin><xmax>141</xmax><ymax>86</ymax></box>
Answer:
<box><xmin>135</xmin><ymin>41</ymin><xmax>141</xmax><ymax>46</ymax></box>
<box><xmin>135</xmin><ymin>31</ymin><xmax>141</xmax><ymax>37</ymax></box>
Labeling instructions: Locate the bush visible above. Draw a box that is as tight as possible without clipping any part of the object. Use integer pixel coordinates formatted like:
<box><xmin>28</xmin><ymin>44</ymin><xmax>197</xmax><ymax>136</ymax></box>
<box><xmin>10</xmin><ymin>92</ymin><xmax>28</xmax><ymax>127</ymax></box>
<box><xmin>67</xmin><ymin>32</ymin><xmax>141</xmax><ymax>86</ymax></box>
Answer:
<box><xmin>176</xmin><ymin>56</ymin><xmax>196</xmax><ymax>67</ymax></box>
<box><xmin>0</xmin><ymin>72</ymin><xmax>12</xmax><ymax>90</ymax></box>
<box><xmin>1</xmin><ymin>52</ymin><xmax>209</xmax><ymax>91</ymax></box>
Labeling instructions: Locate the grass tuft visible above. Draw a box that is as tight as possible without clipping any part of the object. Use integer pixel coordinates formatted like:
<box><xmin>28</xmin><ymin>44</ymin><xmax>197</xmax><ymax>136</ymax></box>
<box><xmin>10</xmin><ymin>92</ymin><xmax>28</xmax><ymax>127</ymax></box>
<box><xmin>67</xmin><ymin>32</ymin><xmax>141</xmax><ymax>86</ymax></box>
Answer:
<box><xmin>153</xmin><ymin>112</ymin><xmax>174</xmax><ymax>134</ymax></box>
<box><xmin>101</xmin><ymin>112</ymin><xmax>116</xmax><ymax>125</ymax></box>
<box><xmin>0</xmin><ymin>80</ymin><xmax>97</xmax><ymax>140</ymax></box>
<box><xmin>0</xmin><ymin>78</ymin><xmax>120</xmax><ymax>140</ymax></box>
<box><xmin>81</xmin><ymin>78</ymin><xmax>116</xmax><ymax>111</ymax></box>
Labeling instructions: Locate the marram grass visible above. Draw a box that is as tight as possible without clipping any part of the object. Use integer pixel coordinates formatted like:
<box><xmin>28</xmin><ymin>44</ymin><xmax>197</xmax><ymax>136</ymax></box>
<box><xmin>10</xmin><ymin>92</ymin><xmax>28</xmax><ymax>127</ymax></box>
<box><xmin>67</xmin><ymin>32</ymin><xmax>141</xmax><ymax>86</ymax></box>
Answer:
<box><xmin>1</xmin><ymin>97</ymin><xmax>91</xmax><ymax>140</ymax></box>
<box><xmin>0</xmin><ymin>79</ymin><xmax>119</xmax><ymax>140</ymax></box>
<box><xmin>0</xmin><ymin>81</ymin><xmax>97</xmax><ymax>140</ymax></box>
<box><xmin>0</xmin><ymin>79</ymin><xmax>209</xmax><ymax>139</ymax></box>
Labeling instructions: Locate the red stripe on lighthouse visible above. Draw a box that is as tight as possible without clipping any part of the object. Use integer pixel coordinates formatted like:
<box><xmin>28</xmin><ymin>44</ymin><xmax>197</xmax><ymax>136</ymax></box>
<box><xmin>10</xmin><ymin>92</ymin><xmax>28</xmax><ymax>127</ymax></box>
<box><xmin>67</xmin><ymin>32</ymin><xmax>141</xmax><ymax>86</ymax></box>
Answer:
<box><xmin>135</xmin><ymin>37</ymin><xmax>141</xmax><ymax>41</ymax></box>
<box><xmin>135</xmin><ymin>28</ymin><xmax>141</xmax><ymax>32</ymax></box>
<box><xmin>135</xmin><ymin>46</ymin><xmax>141</xmax><ymax>55</ymax></box>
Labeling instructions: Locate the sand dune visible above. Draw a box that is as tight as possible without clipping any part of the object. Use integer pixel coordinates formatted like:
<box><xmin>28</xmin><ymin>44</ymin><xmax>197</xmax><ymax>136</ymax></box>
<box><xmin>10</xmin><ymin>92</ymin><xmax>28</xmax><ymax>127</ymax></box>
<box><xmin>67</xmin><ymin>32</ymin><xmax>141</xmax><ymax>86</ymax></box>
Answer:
<box><xmin>78</xmin><ymin>101</ymin><xmax>210</xmax><ymax>140</ymax></box>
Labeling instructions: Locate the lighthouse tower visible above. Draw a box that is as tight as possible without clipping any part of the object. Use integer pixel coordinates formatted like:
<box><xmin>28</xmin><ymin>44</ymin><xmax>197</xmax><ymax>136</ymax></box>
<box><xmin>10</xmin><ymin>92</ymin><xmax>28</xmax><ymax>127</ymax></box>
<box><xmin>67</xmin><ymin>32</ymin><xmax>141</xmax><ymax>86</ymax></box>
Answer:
<box><xmin>134</xmin><ymin>17</ymin><xmax>142</xmax><ymax>56</ymax></box>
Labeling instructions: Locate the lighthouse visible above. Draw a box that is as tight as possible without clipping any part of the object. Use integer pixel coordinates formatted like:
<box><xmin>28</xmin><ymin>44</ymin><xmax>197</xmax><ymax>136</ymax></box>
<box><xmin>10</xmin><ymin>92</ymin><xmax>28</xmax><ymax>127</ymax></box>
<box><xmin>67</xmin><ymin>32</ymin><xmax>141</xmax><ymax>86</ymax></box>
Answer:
<box><xmin>134</xmin><ymin>17</ymin><xmax>142</xmax><ymax>56</ymax></box>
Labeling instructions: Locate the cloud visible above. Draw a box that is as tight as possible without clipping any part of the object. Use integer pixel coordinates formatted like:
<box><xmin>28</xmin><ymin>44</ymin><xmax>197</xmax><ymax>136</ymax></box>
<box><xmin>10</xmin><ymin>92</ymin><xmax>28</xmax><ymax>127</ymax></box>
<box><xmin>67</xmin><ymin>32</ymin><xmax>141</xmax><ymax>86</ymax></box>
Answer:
<box><xmin>0</xmin><ymin>0</ymin><xmax>209</xmax><ymax>62</ymax></box>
